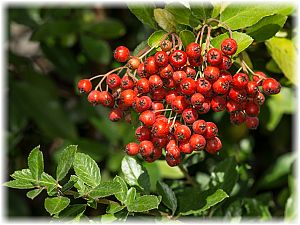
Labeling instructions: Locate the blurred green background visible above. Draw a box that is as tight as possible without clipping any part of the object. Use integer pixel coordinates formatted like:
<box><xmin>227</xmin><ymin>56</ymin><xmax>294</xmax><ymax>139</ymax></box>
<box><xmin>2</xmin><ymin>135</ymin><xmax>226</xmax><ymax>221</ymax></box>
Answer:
<box><xmin>7</xmin><ymin>6</ymin><xmax>295</xmax><ymax>218</ymax></box>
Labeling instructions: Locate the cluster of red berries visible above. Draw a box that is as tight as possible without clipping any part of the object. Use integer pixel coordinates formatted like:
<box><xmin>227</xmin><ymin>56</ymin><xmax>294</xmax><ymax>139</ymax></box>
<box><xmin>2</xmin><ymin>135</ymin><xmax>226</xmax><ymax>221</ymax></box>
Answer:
<box><xmin>77</xmin><ymin>32</ymin><xmax>281</xmax><ymax>167</ymax></box>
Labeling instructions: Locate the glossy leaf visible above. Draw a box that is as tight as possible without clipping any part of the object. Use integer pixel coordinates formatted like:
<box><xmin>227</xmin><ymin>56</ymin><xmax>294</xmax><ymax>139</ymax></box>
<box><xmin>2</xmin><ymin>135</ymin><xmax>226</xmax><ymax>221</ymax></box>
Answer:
<box><xmin>156</xmin><ymin>181</ymin><xmax>177</xmax><ymax>215</ymax></box>
<box><xmin>113</xmin><ymin>176</ymin><xmax>128</xmax><ymax>203</ymax></box>
<box><xmin>26</xmin><ymin>189</ymin><xmax>43</xmax><ymax>200</ymax></box>
<box><xmin>128</xmin><ymin>4</ymin><xmax>158</xmax><ymax>29</ymax></box>
<box><xmin>124</xmin><ymin>187</ymin><xmax>136</xmax><ymax>205</ymax></box>
<box><xmin>73</xmin><ymin>153</ymin><xmax>101</xmax><ymax>188</ymax></box>
<box><xmin>59</xmin><ymin>204</ymin><xmax>86</xmax><ymax>219</ymax></box>
<box><xmin>148</xmin><ymin>30</ymin><xmax>167</xmax><ymax>48</ymax></box>
<box><xmin>179</xmin><ymin>30</ymin><xmax>195</xmax><ymax>49</ymax></box>
<box><xmin>28</xmin><ymin>146</ymin><xmax>44</xmax><ymax>181</ymax></box>
<box><xmin>89</xmin><ymin>181</ymin><xmax>121</xmax><ymax>198</ymax></box>
<box><xmin>127</xmin><ymin>195</ymin><xmax>161</xmax><ymax>212</ymax></box>
<box><xmin>56</xmin><ymin>145</ymin><xmax>77</xmax><ymax>181</ymax></box>
<box><xmin>4</xmin><ymin>179</ymin><xmax>35</xmax><ymax>189</ymax></box>
<box><xmin>44</xmin><ymin>196</ymin><xmax>70</xmax><ymax>216</ymax></box>
<box><xmin>190</xmin><ymin>2</ymin><xmax>214</xmax><ymax>20</ymax></box>
<box><xmin>154</xmin><ymin>9</ymin><xmax>177</xmax><ymax>32</ymax></box>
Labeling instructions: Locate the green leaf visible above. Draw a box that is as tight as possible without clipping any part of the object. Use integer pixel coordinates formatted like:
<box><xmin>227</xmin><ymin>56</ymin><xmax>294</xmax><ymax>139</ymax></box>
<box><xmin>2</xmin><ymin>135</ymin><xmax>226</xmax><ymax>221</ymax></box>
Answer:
<box><xmin>132</xmin><ymin>40</ymin><xmax>149</xmax><ymax>56</ymax></box>
<box><xmin>26</xmin><ymin>189</ymin><xmax>43</xmax><ymax>200</ymax></box>
<box><xmin>59</xmin><ymin>204</ymin><xmax>86</xmax><ymax>219</ymax></box>
<box><xmin>89</xmin><ymin>181</ymin><xmax>122</xmax><ymax>198</ymax></box>
<box><xmin>28</xmin><ymin>146</ymin><xmax>44</xmax><ymax>181</ymax></box>
<box><xmin>179</xmin><ymin>30</ymin><xmax>195</xmax><ymax>49</ymax></box>
<box><xmin>56</xmin><ymin>145</ymin><xmax>77</xmax><ymax>181</ymax></box>
<box><xmin>80</xmin><ymin>35</ymin><xmax>111</xmax><ymax>65</ymax></box>
<box><xmin>258</xmin><ymin>153</ymin><xmax>296</xmax><ymax>189</ymax></box>
<box><xmin>83</xmin><ymin>19</ymin><xmax>126</xmax><ymax>40</ymax></box>
<box><xmin>154</xmin><ymin>9</ymin><xmax>177</xmax><ymax>32</ymax></box>
<box><xmin>211</xmin><ymin>31</ymin><xmax>253</xmax><ymax>56</ymax></box>
<box><xmin>285</xmin><ymin>175</ymin><xmax>296</xmax><ymax>221</ymax></box>
<box><xmin>266</xmin><ymin>59</ymin><xmax>282</xmax><ymax>74</ymax></box>
<box><xmin>31</xmin><ymin>20</ymin><xmax>79</xmax><ymax>41</ymax></box>
<box><xmin>121</xmin><ymin>156</ymin><xmax>150</xmax><ymax>192</ymax></box>
<box><xmin>156</xmin><ymin>181</ymin><xmax>177</xmax><ymax>215</ymax></box>
<box><xmin>113</xmin><ymin>176</ymin><xmax>128</xmax><ymax>203</ymax></box>
<box><xmin>265</xmin><ymin>37</ymin><xmax>296</xmax><ymax>84</ymax></box>
<box><xmin>177</xmin><ymin>188</ymin><xmax>228</xmax><ymax>215</ymax></box>
<box><xmin>40</xmin><ymin>173</ymin><xmax>57</xmax><ymax>191</ymax></box>
<box><xmin>127</xmin><ymin>195</ymin><xmax>161</xmax><ymax>212</ymax></box>
<box><xmin>4</xmin><ymin>179</ymin><xmax>34</xmax><ymax>189</ymax></box>
<box><xmin>124</xmin><ymin>187</ymin><xmax>136</xmax><ymax>205</ymax></box>
<box><xmin>11</xmin><ymin>169</ymin><xmax>35</xmax><ymax>182</ymax></box>
<box><xmin>128</xmin><ymin>4</ymin><xmax>158</xmax><ymax>29</ymax></box>
<box><xmin>106</xmin><ymin>204</ymin><xmax>126</xmax><ymax>214</ymax></box>
<box><xmin>266</xmin><ymin>87</ymin><xmax>296</xmax><ymax>130</ymax></box>
<box><xmin>156</xmin><ymin>160</ymin><xmax>184</xmax><ymax>179</ymax></box>
<box><xmin>190</xmin><ymin>2</ymin><xmax>214</xmax><ymax>20</ymax></box>
<box><xmin>246</xmin><ymin>14</ymin><xmax>287</xmax><ymax>42</ymax></box>
<box><xmin>71</xmin><ymin>175</ymin><xmax>89</xmax><ymax>197</ymax></box>
<box><xmin>44</xmin><ymin>196</ymin><xmax>70</xmax><ymax>216</ymax></box>
<box><xmin>165</xmin><ymin>3</ymin><xmax>199</xmax><ymax>28</ymax></box>
<box><xmin>73</xmin><ymin>153</ymin><xmax>101</xmax><ymax>188</ymax></box>
<box><xmin>220</xmin><ymin>4</ymin><xmax>294</xmax><ymax>30</ymax></box>
<box><xmin>148</xmin><ymin>30</ymin><xmax>167</xmax><ymax>48</ymax></box>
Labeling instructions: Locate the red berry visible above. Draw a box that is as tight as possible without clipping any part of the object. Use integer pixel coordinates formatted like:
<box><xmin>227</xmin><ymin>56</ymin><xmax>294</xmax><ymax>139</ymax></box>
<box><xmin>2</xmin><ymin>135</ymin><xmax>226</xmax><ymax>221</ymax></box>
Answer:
<box><xmin>184</xmin><ymin>66</ymin><xmax>197</xmax><ymax>78</ymax></box>
<box><xmin>229</xmin><ymin>88</ymin><xmax>247</xmax><ymax>103</ymax></box>
<box><xmin>120</xmin><ymin>89</ymin><xmax>136</xmax><ymax>107</ymax></box>
<box><xmin>152</xmin><ymin>137</ymin><xmax>168</xmax><ymax>149</ymax></box>
<box><xmin>127</xmin><ymin>57</ymin><xmax>140</xmax><ymax>70</ymax></box>
<box><xmin>174</xmin><ymin>125</ymin><xmax>191</xmax><ymax>142</ymax></box>
<box><xmin>219</xmin><ymin>55</ymin><xmax>232</xmax><ymax>70</ymax></box>
<box><xmin>135</xmin><ymin>126</ymin><xmax>151</xmax><ymax>142</ymax></box>
<box><xmin>212</xmin><ymin>77</ymin><xmax>229</xmax><ymax>94</ymax></box>
<box><xmin>165</xmin><ymin>153</ymin><xmax>181</xmax><ymax>167</ymax></box>
<box><xmin>197</xmin><ymin>100</ymin><xmax>211</xmax><ymax>114</ymax></box>
<box><xmin>166</xmin><ymin>90</ymin><xmax>178</xmax><ymax>105</ymax></box>
<box><xmin>109</xmin><ymin>108</ymin><xmax>123</xmax><ymax>122</ymax></box>
<box><xmin>204</xmin><ymin>66</ymin><xmax>220</xmax><ymax>82</ymax></box>
<box><xmin>206</xmin><ymin>137</ymin><xmax>222</xmax><ymax>154</ymax></box>
<box><xmin>143</xmin><ymin>147</ymin><xmax>162</xmax><ymax>162</ymax></box>
<box><xmin>204</xmin><ymin>122</ymin><xmax>218</xmax><ymax>139</ymax></box>
<box><xmin>152</xmin><ymin>120</ymin><xmax>169</xmax><ymax>137</ymax></box>
<box><xmin>189</xmin><ymin>134</ymin><xmax>206</xmax><ymax>151</ymax></box>
<box><xmin>262</xmin><ymin>78</ymin><xmax>281</xmax><ymax>95</ymax></box>
<box><xmin>245</xmin><ymin>102</ymin><xmax>260</xmax><ymax>116</ymax></box>
<box><xmin>196</xmin><ymin>78</ymin><xmax>212</xmax><ymax>95</ymax></box>
<box><xmin>139</xmin><ymin>110</ymin><xmax>156</xmax><ymax>126</ymax></box>
<box><xmin>171</xmin><ymin>96</ymin><xmax>188</xmax><ymax>113</ymax></box>
<box><xmin>164</xmin><ymin>78</ymin><xmax>177</xmax><ymax>89</ymax></box>
<box><xmin>137</xmin><ymin>63</ymin><xmax>148</xmax><ymax>78</ymax></box>
<box><xmin>139</xmin><ymin>140</ymin><xmax>154</xmax><ymax>157</ymax></box>
<box><xmin>182</xmin><ymin>108</ymin><xmax>198</xmax><ymax>124</ymax></box>
<box><xmin>230</xmin><ymin>110</ymin><xmax>246</xmax><ymax>125</ymax></box>
<box><xmin>173</xmin><ymin>71</ymin><xmax>187</xmax><ymax>84</ymax></box>
<box><xmin>180</xmin><ymin>78</ymin><xmax>196</xmax><ymax>95</ymax></box>
<box><xmin>253</xmin><ymin>71</ymin><xmax>267</xmax><ymax>85</ymax></box>
<box><xmin>193</xmin><ymin>120</ymin><xmax>207</xmax><ymax>135</ymax></box>
<box><xmin>221</xmin><ymin>38</ymin><xmax>237</xmax><ymax>55</ymax></box>
<box><xmin>166</xmin><ymin>144</ymin><xmax>181</xmax><ymax>159</ymax></box>
<box><xmin>207</xmin><ymin>48</ymin><xmax>222</xmax><ymax>66</ymax></box>
<box><xmin>232</xmin><ymin>73</ymin><xmax>249</xmax><ymax>89</ymax></box>
<box><xmin>152</xmin><ymin>102</ymin><xmax>164</xmax><ymax>115</ymax></box>
<box><xmin>255</xmin><ymin>92</ymin><xmax>265</xmax><ymax>105</ymax></box>
<box><xmin>188</xmin><ymin>55</ymin><xmax>203</xmax><ymax>67</ymax></box>
<box><xmin>78</xmin><ymin>79</ymin><xmax>92</xmax><ymax>93</ymax></box>
<box><xmin>246</xmin><ymin>116</ymin><xmax>259</xmax><ymax>129</ymax></box>
<box><xmin>114</xmin><ymin>46</ymin><xmax>130</xmax><ymax>62</ymax></box>
<box><xmin>134</xmin><ymin>96</ymin><xmax>152</xmax><ymax>112</ymax></box>
<box><xmin>149</xmin><ymin>75</ymin><xmax>163</xmax><ymax>90</ymax></box>
<box><xmin>160</xmin><ymin>40</ymin><xmax>172</xmax><ymax>52</ymax></box>
<box><xmin>99</xmin><ymin>91</ymin><xmax>114</xmax><ymax>107</ymax></box>
<box><xmin>179</xmin><ymin>140</ymin><xmax>193</xmax><ymax>154</ymax></box>
<box><xmin>106</xmin><ymin>74</ymin><xmax>121</xmax><ymax>90</ymax></box>
<box><xmin>191</xmin><ymin>93</ymin><xmax>205</xmax><ymax>108</ymax></box>
<box><xmin>160</xmin><ymin>64</ymin><xmax>174</xmax><ymax>78</ymax></box>
<box><xmin>219</xmin><ymin>70</ymin><xmax>233</xmax><ymax>83</ymax></box>
<box><xmin>154</xmin><ymin>51</ymin><xmax>169</xmax><ymax>67</ymax></box>
<box><xmin>136</xmin><ymin>78</ymin><xmax>150</xmax><ymax>94</ymax></box>
<box><xmin>125</xmin><ymin>142</ymin><xmax>139</xmax><ymax>156</ymax></box>
<box><xmin>121</xmin><ymin>75</ymin><xmax>135</xmax><ymax>90</ymax></box>
<box><xmin>145</xmin><ymin>56</ymin><xmax>159</xmax><ymax>75</ymax></box>
<box><xmin>211</xmin><ymin>95</ymin><xmax>226</xmax><ymax>112</ymax></box>
<box><xmin>246</xmin><ymin>81</ymin><xmax>259</xmax><ymax>96</ymax></box>
<box><xmin>169</xmin><ymin>50</ymin><xmax>187</xmax><ymax>68</ymax></box>
<box><xmin>186</xmin><ymin>42</ymin><xmax>201</xmax><ymax>58</ymax></box>
<box><xmin>226</xmin><ymin>99</ymin><xmax>241</xmax><ymax>113</ymax></box>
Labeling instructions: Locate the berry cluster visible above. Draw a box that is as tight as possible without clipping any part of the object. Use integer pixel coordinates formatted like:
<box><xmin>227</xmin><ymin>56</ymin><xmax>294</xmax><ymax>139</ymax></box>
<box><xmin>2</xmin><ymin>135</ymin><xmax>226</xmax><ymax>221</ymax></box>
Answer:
<box><xmin>77</xmin><ymin>27</ymin><xmax>281</xmax><ymax>167</ymax></box>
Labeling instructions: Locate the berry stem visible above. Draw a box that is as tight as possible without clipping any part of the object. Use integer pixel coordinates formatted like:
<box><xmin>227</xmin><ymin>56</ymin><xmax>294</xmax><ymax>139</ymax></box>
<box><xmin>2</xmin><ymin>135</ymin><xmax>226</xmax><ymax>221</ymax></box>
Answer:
<box><xmin>173</xmin><ymin>33</ymin><xmax>183</xmax><ymax>50</ymax></box>
<box><xmin>241</xmin><ymin>60</ymin><xmax>266</xmax><ymax>79</ymax></box>
<box><xmin>207</xmin><ymin>18</ymin><xmax>233</xmax><ymax>38</ymax></box>
<box><xmin>198</xmin><ymin>24</ymin><xmax>208</xmax><ymax>46</ymax></box>
<box><xmin>89</xmin><ymin>66</ymin><xmax>127</xmax><ymax>81</ymax></box>
<box><xmin>171</xmin><ymin>33</ymin><xmax>176</xmax><ymax>50</ymax></box>
<box><xmin>153</xmin><ymin>108</ymin><xmax>173</xmax><ymax>113</ymax></box>
<box><xmin>138</xmin><ymin>46</ymin><xmax>156</xmax><ymax>59</ymax></box>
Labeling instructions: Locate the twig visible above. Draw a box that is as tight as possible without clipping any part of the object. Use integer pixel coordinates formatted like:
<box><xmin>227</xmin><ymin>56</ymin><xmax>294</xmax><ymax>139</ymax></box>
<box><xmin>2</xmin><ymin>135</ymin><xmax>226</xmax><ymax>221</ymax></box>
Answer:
<box><xmin>207</xmin><ymin>18</ymin><xmax>233</xmax><ymax>38</ymax></box>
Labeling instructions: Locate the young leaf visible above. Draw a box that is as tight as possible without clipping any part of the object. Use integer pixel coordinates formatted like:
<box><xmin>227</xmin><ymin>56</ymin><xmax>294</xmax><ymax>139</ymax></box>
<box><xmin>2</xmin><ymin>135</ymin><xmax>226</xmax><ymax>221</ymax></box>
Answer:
<box><xmin>210</xmin><ymin>157</ymin><xmax>238</xmax><ymax>195</ymax></box>
<box><xmin>156</xmin><ymin>181</ymin><xmax>177</xmax><ymax>215</ymax></box>
<box><xmin>127</xmin><ymin>195</ymin><xmax>161</xmax><ymax>212</ymax></box>
<box><xmin>177</xmin><ymin>187</ymin><xmax>228</xmax><ymax>215</ymax></box>
<box><xmin>265</xmin><ymin>37</ymin><xmax>296</xmax><ymax>84</ymax></box>
<box><xmin>246</xmin><ymin>14</ymin><xmax>287</xmax><ymax>42</ymax></box>
<box><xmin>179</xmin><ymin>30</ymin><xmax>195</xmax><ymax>49</ymax></box>
<box><xmin>28</xmin><ymin>145</ymin><xmax>44</xmax><ymax>181</ymax></box>
<box><xmin>128</xmin><ymin>4</ymin><xmax>158</xmax><ymax>29</ymax></box>
<box><xmin>121</xmin><ymin>156</ymin><xmax>150</xmax><ymax>192</ymax></box>
<box><xmin>89</xmin><ymin>181</ymin><xmax>122</xmax><ymax>198</ymax></box>
<box><xmin>148</xmin><ymin>30</ymin><xmax>167</xmax><ymax>48</ymax></box>
<box><xmin>153</xmin><ymin>9</ymin><xmax>177</xmax><ymax>32</ymax></box>
<box><xmin>210</xmin><ymin>31</ymin><xmax>253</xmax><ymax>56</ymax></box>
<box><xmin>165</xmin><ymin>3</ymin><xmax>199</xmax><ymax>28</ymax></box>
<box><xmin>56</xmin><ymin>145</ymin><xmax>77</xmax><ymax>181</ymax></box>
<box><xmin>4</xmin><ymin>179</ymin><xmax>34</xmax><ymax>189</ymax></box>
<box><xmin>113</xmin><ymin>176</ymin><xmax>128</xmax><ymax>203</ymax></box>
<box><xmin>190</xmin><ymin>2</ymin><xmax>214</xmax><ymax>21</ymax></box>
<box><xmin>220</xmin><ymin>4</ymin><xmax>294</xmax><ymax>30</ymax></box>
<box><xmin>26</xmin><ymin>189</ymin><xmax>43</xmax><ymax>200</ymax></box>
<box><xmin>44</xmin><ymin>197</ymin><xmax>70</xmax><ymax>216</ymax></box>
<box><xmin>124</xmin><ymin>187</ymin><xmax>136</xmax><ymax>205</ymax></box>
<box><xmin>73</xmin><ymin>152</ymin><xmax>101</xmax><ymax>188</ymax></box>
